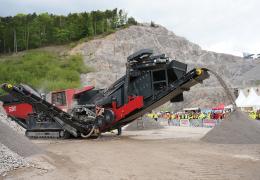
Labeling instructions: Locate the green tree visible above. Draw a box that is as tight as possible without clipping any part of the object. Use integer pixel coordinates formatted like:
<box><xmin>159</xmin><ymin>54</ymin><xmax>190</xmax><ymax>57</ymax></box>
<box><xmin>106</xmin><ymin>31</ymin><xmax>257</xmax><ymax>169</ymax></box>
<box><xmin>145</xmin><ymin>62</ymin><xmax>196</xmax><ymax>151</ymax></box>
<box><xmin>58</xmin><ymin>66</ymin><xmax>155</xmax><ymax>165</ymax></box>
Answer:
<box><xmin>54</xmin><ymin>28</ymin><xmax>70</xmax><ymax>43</ymax></box>
<box><xmin>0</xmin><ymin>9</ymin><xmax>137</xmax><ymax>54</ymax></box>
<box><xmin>86</xmin><ymin>13</ymin><xmax>94</xmax><ymax>37</ymax></box>
<box><xmin>127</xmin><ymin>17</ymin><xmax>138</xmax><ymax>25</ymax></box>
<box><xmin>28</xmin><ymin>16</ymin><xmax>41</xmax><ymax>48</ymax></box>
<box><xmin>38</xmin><ymin>13</ymin><xmax>52</xmax><ymax>44</ymax></box>
<box><xmin>118</xmin><ymin>9</ymin><xmax>127</xmax><ymax>26</ymax></box>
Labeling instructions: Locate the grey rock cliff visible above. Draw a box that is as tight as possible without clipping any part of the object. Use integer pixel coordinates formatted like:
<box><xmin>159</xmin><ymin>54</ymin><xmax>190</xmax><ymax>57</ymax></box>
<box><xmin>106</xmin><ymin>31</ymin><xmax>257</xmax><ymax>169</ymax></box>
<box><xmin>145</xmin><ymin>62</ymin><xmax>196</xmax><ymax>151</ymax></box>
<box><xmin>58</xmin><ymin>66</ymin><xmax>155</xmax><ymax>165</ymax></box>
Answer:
<box><xmin>70</xmin><ymin>24</ymin><xmax>259</xmax><ymax>108</ymax></box>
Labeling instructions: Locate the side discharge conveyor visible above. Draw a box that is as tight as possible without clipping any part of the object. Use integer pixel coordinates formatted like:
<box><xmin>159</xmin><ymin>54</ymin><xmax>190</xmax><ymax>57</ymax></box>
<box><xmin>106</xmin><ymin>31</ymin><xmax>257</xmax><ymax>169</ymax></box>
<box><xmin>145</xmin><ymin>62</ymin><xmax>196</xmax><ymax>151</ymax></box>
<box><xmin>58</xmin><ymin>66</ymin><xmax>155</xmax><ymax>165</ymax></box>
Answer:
<box><xmin>0</xmin><ymin>49</ymin><xmax>210</xmax><ymax>138</ymax></box>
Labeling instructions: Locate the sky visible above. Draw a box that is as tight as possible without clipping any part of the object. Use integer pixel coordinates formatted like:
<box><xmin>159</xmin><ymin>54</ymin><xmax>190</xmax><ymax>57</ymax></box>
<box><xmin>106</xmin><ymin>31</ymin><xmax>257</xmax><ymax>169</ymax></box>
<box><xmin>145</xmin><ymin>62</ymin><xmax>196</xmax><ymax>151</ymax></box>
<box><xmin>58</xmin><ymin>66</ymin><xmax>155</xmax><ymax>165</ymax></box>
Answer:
<box><xmin>0</xmin><ymin>0</ymin><xmax>259</xmax><ymax>56</ymax></box>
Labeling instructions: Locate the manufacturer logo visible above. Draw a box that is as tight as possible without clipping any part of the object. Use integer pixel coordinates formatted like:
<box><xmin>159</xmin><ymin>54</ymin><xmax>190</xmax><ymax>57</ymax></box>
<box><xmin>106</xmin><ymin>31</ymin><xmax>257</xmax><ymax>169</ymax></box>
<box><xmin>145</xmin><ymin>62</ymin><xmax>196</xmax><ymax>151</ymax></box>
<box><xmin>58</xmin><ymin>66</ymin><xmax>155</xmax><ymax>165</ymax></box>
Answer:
<box><xmin>8</xmin><ymin>106</ymin><xmax>16</xmax><ymax>112</ymax></box>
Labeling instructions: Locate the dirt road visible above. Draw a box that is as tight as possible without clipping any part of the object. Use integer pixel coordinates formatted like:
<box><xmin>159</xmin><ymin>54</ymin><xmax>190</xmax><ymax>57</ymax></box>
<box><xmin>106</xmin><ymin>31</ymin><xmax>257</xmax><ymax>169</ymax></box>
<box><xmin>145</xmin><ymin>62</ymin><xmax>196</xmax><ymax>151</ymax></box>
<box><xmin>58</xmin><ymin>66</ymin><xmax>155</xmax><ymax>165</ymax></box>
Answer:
<box><xmin>4</xmin><ymin>127</ymin><xmax>260</xmax><ymax>180</ymax></box>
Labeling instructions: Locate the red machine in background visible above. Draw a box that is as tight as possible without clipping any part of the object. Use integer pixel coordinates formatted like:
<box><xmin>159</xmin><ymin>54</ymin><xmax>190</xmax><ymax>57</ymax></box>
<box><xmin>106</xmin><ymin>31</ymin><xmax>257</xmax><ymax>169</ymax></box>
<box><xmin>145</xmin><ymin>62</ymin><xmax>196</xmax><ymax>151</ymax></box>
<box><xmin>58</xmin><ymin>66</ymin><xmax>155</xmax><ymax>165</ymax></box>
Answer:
<box><xmin>50</xmin><ymin>86</ymin><xmax>94</xmax><ymax>112</ymax></box>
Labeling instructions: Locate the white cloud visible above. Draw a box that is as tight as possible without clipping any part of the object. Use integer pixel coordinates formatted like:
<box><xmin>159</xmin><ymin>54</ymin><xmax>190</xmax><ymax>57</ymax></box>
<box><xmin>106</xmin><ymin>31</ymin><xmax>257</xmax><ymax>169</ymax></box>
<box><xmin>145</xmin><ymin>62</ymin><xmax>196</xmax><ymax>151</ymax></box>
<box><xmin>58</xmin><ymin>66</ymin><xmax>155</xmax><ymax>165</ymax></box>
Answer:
<box><xmin>0</xmin><ymin>0</ymin><xmax>259</xmax><ymax>56</ymax></box>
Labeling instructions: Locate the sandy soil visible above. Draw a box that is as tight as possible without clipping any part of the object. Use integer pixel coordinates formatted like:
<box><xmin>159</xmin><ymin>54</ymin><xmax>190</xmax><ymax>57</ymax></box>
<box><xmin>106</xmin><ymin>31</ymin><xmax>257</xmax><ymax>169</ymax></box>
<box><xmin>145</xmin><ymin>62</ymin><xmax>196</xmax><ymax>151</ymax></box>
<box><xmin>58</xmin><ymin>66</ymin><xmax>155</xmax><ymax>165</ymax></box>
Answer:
<box><xmin>4</xmin><ymin>127</ymin><xmax>260</xmax><ymax>180</ymax></box>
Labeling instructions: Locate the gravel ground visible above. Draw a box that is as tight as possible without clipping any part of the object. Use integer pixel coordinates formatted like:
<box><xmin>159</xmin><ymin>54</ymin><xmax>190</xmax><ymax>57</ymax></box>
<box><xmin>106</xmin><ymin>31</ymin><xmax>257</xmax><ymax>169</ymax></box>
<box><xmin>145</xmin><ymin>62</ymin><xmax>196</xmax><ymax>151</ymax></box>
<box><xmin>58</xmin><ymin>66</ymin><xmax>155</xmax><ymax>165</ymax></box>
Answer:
<box><xmin>123</xmin><ymin>126</ymin><xmax>210</xmax><ymax>140</ymax></box>
<box><xmin>0</xmin><ymin>143</ymin><xmax>30</xmax><ymax>177</ymax></box>
<box><xmin>124</xmin><ymin>117</ymin><xmax>164</xmax><ymax>131</ymax></box>
<box><xmin>5</xmin><ymin>128</ymin><xmax>260</xmax><ymax>180</ymax></box>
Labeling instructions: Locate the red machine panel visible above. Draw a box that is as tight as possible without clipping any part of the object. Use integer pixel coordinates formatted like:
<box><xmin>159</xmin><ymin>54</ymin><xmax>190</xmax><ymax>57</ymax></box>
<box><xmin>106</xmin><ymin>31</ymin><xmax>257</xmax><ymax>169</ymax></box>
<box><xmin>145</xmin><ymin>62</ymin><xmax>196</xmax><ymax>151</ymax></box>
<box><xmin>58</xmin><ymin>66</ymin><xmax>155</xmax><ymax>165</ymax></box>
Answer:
<box><xmin>51</xmin><ymin>86</ymin><xmax>94</xmax><ymax>112</ymax></box>
<box><xmin>112</xmin><ymin>96</ymin><xmax>144</xmax><ymax>122</ymax></box>
<box><xmin>3</xmin><ymin>103</ymin><xmax>33</xmax><ymax>120</ymax></box>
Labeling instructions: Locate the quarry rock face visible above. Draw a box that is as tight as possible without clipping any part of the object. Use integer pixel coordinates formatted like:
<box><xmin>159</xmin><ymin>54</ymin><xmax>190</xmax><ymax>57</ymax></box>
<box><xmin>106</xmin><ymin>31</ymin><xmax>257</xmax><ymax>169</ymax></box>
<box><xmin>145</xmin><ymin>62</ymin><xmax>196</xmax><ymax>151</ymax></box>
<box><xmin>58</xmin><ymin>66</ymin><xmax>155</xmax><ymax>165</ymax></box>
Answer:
<box><xmin>70</xmin><ymin>24</ymin><xmax>259</xmax><ymax>109</ymax></box>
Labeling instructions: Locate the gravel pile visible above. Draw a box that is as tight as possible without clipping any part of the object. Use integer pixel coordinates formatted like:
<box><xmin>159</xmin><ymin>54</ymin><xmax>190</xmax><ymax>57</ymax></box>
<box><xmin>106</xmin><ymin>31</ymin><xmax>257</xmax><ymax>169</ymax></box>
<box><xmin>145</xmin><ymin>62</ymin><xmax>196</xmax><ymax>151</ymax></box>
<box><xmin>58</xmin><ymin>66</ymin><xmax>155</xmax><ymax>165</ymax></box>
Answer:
<box><xmin>202</xmin><ymin>110</ymin><xmax>260</xmax><ymax>144</ymax></box>
<box><xmin>124</xmin><ymin>117</ymin><xmax>164</xmax><ymax>131</ymax></box>
<box><xmin>0</xmin><ymin>103</ymin><xmax>38</xmax><ymax>176</ymax></box>
<box><xmin>0</xmin><ymin>143</ymin><xmax>30</xmax><ymax>176</ymax></box>
<box><xmin>0</xmin><ymin>103</ymin><xmax>41</xmax><ymax>157</ymax></box>
<box><xmin>0</xmin><ymin>120</ymin><xmax>42</xmax><ymax>157</ymax></box>
<box><xmin>0</xmin><ymin>107</ymin><xmax>25</xmax><ymax>135</ymax></box>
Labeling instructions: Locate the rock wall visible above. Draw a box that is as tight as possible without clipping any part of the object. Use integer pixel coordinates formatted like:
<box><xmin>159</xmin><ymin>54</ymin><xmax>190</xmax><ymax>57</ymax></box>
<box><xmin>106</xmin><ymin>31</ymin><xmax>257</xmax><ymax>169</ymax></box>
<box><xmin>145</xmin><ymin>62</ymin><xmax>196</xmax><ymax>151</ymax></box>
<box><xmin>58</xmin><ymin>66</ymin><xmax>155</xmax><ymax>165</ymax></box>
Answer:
<box><xmin>70</xmin><ymin>24</ymin><xmax>259</xmax><ymax>108</ymax></box>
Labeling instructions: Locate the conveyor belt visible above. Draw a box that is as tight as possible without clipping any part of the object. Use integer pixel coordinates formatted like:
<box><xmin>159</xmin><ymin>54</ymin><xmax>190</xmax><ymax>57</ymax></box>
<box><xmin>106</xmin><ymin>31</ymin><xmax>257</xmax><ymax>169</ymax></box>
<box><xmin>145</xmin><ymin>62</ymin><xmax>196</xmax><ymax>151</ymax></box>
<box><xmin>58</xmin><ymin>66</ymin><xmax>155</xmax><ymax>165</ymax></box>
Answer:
<box><xmin>102</xmin><ymin>68</ymin><xmax>210</xmax><ymax>130</ymax></box>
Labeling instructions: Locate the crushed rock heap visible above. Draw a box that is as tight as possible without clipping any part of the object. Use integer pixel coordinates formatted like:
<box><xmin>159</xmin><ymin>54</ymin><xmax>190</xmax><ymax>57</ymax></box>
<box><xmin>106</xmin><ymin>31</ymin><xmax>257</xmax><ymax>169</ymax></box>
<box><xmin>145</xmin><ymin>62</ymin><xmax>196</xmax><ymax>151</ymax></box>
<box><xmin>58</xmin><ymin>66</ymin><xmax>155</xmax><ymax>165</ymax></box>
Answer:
<box><xmin>202</xmin><ymin>110</ymin><xmax>260</xmax><ymax>144</ymax></box>
<box><xmin>0</xmin><ymin>104</ymin><xmax>42</xmax><ymax>176</ymax></box>
<box><xmin>0</xmin><ymin>104</ymin><xmax>25</xmax><ymax>134</ymax></box>
<box><xmin>0</xmin><ymin>143</ymin><xmax>30</xmax><ymax>176</ymax></box>
<box><xmin>0</xmin><ymin>118</ymin><xmax>42</xmax><ymax>157</ymax></box>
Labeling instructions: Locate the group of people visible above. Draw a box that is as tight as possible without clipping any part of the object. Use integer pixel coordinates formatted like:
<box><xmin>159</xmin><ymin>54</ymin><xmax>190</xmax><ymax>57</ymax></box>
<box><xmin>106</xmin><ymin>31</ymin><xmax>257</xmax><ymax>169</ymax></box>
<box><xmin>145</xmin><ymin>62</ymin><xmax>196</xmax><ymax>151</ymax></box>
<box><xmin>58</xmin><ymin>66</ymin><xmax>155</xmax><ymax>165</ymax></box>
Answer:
<box><xmin>146</xmin><ymin>110</ymin><xmax>226</xmax><ymax>127</ymax></box>
<box><xmin>248</xmin><ymin>110</ymin><xmax>260</xmax><ymax>120</ymax></box>
<box><xmin>147</xmin><ymin>111</ymin><xmax>226</xmax><ymax>121</ymax></box>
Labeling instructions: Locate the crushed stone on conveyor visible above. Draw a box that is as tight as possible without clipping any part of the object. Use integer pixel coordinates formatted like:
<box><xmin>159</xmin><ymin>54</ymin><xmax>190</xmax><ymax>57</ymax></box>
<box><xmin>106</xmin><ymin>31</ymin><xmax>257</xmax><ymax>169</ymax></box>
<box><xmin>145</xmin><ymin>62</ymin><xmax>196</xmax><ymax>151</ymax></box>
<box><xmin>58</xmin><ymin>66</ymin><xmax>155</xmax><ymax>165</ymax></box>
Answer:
<box><xmin>202</xmin><ymin>110</ymin><xmax>260</xmax><ymax>144</ymax></box>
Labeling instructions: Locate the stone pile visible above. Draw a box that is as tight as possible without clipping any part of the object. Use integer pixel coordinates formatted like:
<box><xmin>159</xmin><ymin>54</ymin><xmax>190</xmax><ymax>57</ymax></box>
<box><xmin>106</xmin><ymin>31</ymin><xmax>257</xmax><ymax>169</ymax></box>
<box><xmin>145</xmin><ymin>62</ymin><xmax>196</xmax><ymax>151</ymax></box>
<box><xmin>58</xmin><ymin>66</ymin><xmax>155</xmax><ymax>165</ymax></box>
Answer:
<box><xmin>0</xmin><ymin>103</ymin><xmax>42</xmax><ymax>176</ymax></box>
<box><xmin>202</xmin><ymin>110</ymin><xmax>260</xmax><ymax>144</ymax></box>
<box><xmin>0</xmin><ymin>143</ymin><xmax>30</xmax><ymax>176</ymax></box>
<box><xmin>0</xmin><ymin>108</ymin><xmax>25</xmax><ymax>135</ymax></box>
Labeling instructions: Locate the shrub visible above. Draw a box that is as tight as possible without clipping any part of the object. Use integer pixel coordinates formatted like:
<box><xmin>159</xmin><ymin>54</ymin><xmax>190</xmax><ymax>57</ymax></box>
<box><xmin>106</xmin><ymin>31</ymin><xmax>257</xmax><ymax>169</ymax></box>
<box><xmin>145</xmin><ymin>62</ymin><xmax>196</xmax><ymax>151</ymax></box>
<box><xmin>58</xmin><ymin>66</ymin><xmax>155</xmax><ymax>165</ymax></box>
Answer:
<box><xmin>0</xmin><ymin>51</ymin><xmax>93</xmax><ymax>92</ymax></box>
